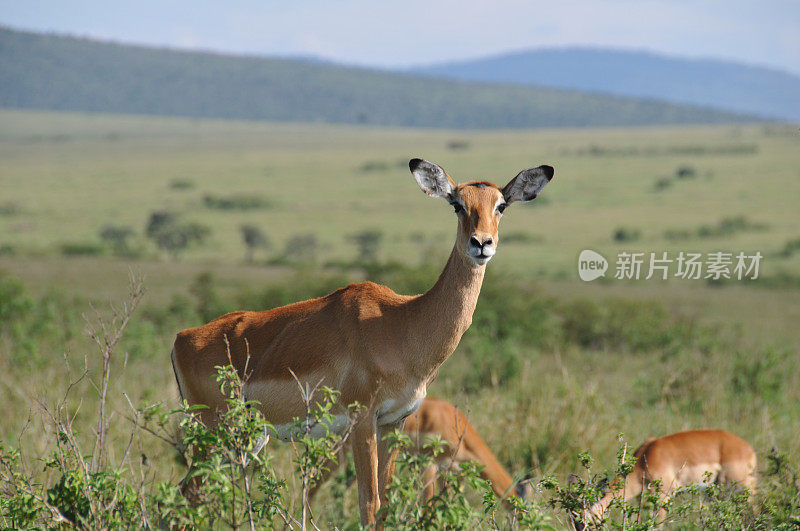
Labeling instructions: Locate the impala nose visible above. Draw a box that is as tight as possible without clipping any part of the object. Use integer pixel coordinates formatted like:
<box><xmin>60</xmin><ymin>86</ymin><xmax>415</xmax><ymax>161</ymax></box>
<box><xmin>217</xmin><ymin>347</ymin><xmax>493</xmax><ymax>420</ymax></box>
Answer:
<box><xmin>470</xmin><ymin>236</ymin><xmax>493</xmax><ymax>248</ymax></box>
<box><xmin>468</xmin><ymin>235</ymin><xmax>496</xmax><ymax>264</ymax></box>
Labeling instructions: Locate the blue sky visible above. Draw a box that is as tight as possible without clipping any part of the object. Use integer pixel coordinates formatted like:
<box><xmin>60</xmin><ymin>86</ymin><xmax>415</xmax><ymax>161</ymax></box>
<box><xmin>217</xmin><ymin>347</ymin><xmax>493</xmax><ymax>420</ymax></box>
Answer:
<box><xmin>2</xmin><ymin>0</ymin><xmax>799</xmax><ymax>75</ymax></box>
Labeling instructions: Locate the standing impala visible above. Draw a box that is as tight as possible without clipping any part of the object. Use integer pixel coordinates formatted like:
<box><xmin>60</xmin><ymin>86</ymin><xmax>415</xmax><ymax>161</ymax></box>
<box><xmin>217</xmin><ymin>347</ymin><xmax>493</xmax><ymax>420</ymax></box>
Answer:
<box><xmin>574</xmin><ymin>429</ymin><xmax>757</xmax><ymax>528</ymax></box>
<box><xmin>171</xmin><ymin>158</ymin><xmax>554</xmax><ymax>526</ymax></box>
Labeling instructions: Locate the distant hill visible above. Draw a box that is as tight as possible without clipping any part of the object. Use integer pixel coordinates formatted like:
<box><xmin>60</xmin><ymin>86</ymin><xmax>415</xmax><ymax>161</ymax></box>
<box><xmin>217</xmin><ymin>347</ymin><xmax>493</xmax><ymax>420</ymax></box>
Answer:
<box><xmin>414</xmin><ymin>48</ymin><xmax>800</xmax><ymax>122</ymax></box>
<box><xmin>0</xmin><ymin>27</ymin><xmax>756</xmax><ymax>128</ymax></box>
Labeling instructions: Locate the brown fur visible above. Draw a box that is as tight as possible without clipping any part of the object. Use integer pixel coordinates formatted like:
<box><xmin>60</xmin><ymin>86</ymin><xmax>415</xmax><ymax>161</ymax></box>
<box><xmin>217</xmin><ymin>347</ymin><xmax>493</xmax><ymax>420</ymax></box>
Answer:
<box><xmin>404</xmin><ymin>397</ymin><xmax>521</xmax><ymax>502</ymax></box>
<box><xmin>309</xmin><ymin>398</ymin><xmax>525</xmax><ymax>506</ymax></box>
<box><xmin>584</xmin><ymin>430</ymin><xmax>757</xmax><ymax>526</ymax></box>
<box><xmin>171</xmin><ymin>160</ymin><xmax>553</xmax><ymax>526</ymax></box>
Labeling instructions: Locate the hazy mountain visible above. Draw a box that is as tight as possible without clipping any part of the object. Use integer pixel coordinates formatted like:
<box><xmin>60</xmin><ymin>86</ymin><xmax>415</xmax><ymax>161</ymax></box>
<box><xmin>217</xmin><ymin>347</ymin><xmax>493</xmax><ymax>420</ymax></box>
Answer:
<box><xmin>0</xmin><ymin>27</ymin><xmax>757</xmax><ymax>128</ymax></box>
<box><xmin>414</xmin><ymin>47</ymin><xmax>800</xmax><ymax>122</ymax></box>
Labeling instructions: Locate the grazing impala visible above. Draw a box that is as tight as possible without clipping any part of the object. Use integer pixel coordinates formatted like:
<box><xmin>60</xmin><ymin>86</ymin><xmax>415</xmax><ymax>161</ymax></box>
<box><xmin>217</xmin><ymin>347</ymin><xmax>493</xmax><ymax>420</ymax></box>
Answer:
<box><xmin>574</xmin><ymin>429</ymin><xmax>757</xmax><ymax>528</ymax></box>
<box><xmin>171</xmin><ymin>158</ymin><xmax>554</xmax><ymax>526</ymax></box>
<box><xmin>309</xmin><ymin>397</ymin><xmax>531</xmax><ymax>506</ymax></box>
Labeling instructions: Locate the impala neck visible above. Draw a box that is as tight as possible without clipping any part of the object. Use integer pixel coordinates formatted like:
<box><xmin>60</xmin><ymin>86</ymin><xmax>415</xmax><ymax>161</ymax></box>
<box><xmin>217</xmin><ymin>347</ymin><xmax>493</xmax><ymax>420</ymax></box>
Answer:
<box><xmin>405</xmin><ymin>245</ymin><xmax>486</xmax><ymax>378</ymax></box>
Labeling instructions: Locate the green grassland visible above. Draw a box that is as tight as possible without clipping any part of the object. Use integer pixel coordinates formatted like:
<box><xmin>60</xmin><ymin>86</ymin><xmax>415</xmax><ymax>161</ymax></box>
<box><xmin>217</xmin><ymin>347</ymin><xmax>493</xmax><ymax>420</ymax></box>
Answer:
<box><xmin>0</xmin><ymin>109</ymin><xmax>799</xmax><ymax>527</ymax></box>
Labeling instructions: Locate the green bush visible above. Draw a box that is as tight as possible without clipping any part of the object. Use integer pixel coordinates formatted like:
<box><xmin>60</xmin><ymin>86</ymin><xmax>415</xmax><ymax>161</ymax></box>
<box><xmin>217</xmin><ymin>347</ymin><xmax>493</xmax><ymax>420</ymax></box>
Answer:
<box><xmin>169</xmin><ymin>178</ymin><xmax>195</xmax><ymax>190</ymax></box>
<box><xmin>60</xmin><ymin>241</ymin><xmax>107</xmax><ymax>256</ymax></box>
<box><xmin>612</xmin><ymin>227</ymin><xmax>641</xmax><ymax>243</ymax></box>
<box><xmin>203</xmin><ymin>193</ymin><xmax>273</xmax><ymax>210</ymax></box>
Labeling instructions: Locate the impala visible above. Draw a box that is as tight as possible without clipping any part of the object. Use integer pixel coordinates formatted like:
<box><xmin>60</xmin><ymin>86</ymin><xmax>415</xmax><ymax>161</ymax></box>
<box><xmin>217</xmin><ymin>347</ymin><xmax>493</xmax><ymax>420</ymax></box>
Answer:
<box><xmin>171</xmin><ymin>158</ymin><xmax>554</xmax><ymax>525</ymax></box>
<box><xmin>309</xmin><ymin>397</ymin><xmax>531</xmax><ymax>506</ymax></box>
<box><xmin>574</xmin><ymin>429</ymin><xmax>757</xmax><ymax>528</ymax></box>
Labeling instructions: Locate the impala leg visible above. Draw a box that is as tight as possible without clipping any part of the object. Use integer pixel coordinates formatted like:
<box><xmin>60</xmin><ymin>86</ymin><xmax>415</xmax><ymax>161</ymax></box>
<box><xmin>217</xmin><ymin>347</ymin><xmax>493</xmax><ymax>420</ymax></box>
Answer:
<box><xmin>377</xmin><ymin>421</ymin><xmax>404</xmax><ymax>509</ymax></box>
<box><xmin>353</xmin><ymin>414</ymin><xmax>379</xmax><ymax>526</ymax></box>
<box><xmin>421</xmin><ymin>464</ymin><xmax>438</xmax><ymax>503</ymax></box>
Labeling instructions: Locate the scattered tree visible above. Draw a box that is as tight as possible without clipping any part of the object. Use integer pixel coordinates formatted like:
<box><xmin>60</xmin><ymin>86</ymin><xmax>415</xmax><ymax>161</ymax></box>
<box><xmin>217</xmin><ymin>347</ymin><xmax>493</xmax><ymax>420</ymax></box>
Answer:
<box><xmin>284</xmin><ymin>234</ymin><xmax>319</xmax><ymax>264</ymax></box>
<box><xmin>240</xmin><ymin>224</ymin><xmax>271</xmax><ymax>264</ymax></box>
<box><xmin>350</xmin><ymin>230</ymin><xmax>383</xmax><ymax>263</ymax></box>
<box><xmin>99</xmin><ymin>224</ymin><xmax>134</xmax><ymax>256</ymax></box>
<box><xmin>145</xmin><ymin>210</ymin><xmax>210</xmax><ymax>258</ymax></box>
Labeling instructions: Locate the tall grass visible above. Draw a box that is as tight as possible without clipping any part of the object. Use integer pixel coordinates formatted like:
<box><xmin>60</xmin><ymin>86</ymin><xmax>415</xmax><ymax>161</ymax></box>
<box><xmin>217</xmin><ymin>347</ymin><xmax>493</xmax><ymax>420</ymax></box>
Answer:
<box><xmin>1</xmin><ymin>264</ymin><xmax>798</xmax><ymax>527</ymax></box>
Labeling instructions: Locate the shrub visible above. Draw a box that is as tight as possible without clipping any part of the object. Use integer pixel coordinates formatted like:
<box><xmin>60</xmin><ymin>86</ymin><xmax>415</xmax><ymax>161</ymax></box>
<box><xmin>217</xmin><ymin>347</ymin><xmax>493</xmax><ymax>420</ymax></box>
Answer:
<box><xmin>282</xmin><ymin>233</ymin><xmax>319</xmax><ymax>264</ymax></box>
<box><xmin>240</xmin><ymin>224</ymin><xmax>271</xmax><ymax>263</ymax></box>
<box><xmin>779</xmin><ymin>237</ymin><xmax>800</xmax><ymax>258</ymax></box>
<box><xmin>203</xmin><ymin>193</ymin><xmax>273</xmax><ymax>210</ymax></box>
<box><xmin>358</xmin><ymin>160</ymin><xmax>389</xmax><ymax>173</ymax></box>
<box><xmin>502</xmin><ymin>231</ymin><xmax>541</xmax><ymax>244</ymax></box>
<box><xmin>664</xmin><ymin>229</ymin><xmax>691</xmax><ymax>241</ymax></box>
<box><xmin>99</xmin><ymin>224</ymin><xmax>135</xmax><ymax>256</ymax></box>
<box><xmin>653</xmin><ymin>177</ymin><xmax>672</xmax><ymax>191</ymax></box>
<box><xmin>169</xmin><ymin>178</ymin><xmax>195</xmax><ymax>190</ymax></box>
<box><xmin>59</xmin><ymin>241</ymin><xmax>106</xmax><ymax>256</ymax></box>
<box><xmin>145</xmin><ymin>210</ymin><xmax>210</xmax><ymax>257</ymax></box>
<box><xmin>675</xmin><ymin>165</ymin><xmax>697</xmax><ymax>179</ymax></box>
<box><xmin>730</xmin><ymin>347</ymin><xmax>785</xmax><ymax>404</ymax></box>
<box><xmin>696</xmin><ymin>215</ymin><xmax>767</xmax><ymax>238</ymax></box>
<box><xmin>612</xmin><ymin>227</ymin><xmax>641</xmax><ymax>243</ymax></box>
<box><xmin>351</xmin><ymin>230</ymin><xmax>383</xmax><ymax>263</ymax></box>
<box><xmin>189</xmin><ymin>272</ymin><xmax>233</xmax><ymax>323</ymax></box>
<box><xmin>447</xmin><ymin>140</ymin><xmax>470</xmax><ymax>151</ymax></box>
<box><xmin>0</xmin><ymin>202</ymin><xmax>20</xmax><ymax>216</ymax></box>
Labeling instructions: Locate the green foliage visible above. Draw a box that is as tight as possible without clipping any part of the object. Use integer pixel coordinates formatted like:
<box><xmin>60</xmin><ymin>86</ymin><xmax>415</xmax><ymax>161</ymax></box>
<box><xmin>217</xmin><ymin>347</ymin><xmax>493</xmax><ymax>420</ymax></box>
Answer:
<box><xmin>350</xmin><ymin>230</ymin><xmax>383</xmax><ymax>263</ymax></box>
<box><xmin>238</xmin><ymin>270</ymin><xmax>352</xmax><ymax>310</ymax></box>
<box><xmin>60</xmin><ymin>241</ymin><xmax>107</xmax><ymax>256</ymax></box>
<box><xmin>779</xmin><ymin>237</ymin><xmax>800</xmax><ymax>258</ymax></box>
<box><xmin>169</xmin><ymin>178</ymin><xmax>195</xmax><ymax>190</ymax></box>
<box><xmin>730</xmin><ymin>347</ymin><xmax>785</xmax><ymax>404</ymax></box>
<box><xmin>612</xmin><ymin>226</ymin><xmax>641</xmax><ymax>243</ymax></box>
<box><xmin>0</xmin><ymin>274</ymin><xmax>81</xmax><ymax>365</ymax></box>
<box><xmin>652</xmin><ymin>177</ymin><xmax>672</xmax><ymax>192</ymax></box>
<box><xmin>280</xmin><ymin>233</ymin><xmax>320</xmax><ymax>265</ymax></box>
<box><xmin>0</xmin><ymin>201</ymin><xmax>20</xmax><ymax>216</ymax></box>
<box><xmin>358</xmin><ymin>160</ymin><xmax>390</xmax><ymax>173</ymax></box>
<box><xmin>240</xmin><ymin>224</ymin><xmax>271</xmax><ymax>263</ymax></box>
<box><xmin>203</xmin><ymin>193</ymin><xmax>273</xmax><ymax>211</ymax></box>
<box><xmin>558</xmin><ymin>297</ymin><xmax>690</xmax><ymax>352</ymax></box>
<box><xmin>0</xmin><ymin>270</ymin><xmax>800</xmax><ymax>528</ymax></box>
<box><xmin>99</xmin><ymin>224</ymin><xmax>136</xmax><ymax>256</ymax></box>
<box><xmin>381</xmin><ymin>433</ymin><xmax>480</xmax><ymax>529</ymax></box>
<box><xmin>145</xmin><ymin>210</ymin><xmax>210</xmax><ymax>257</ymax></box>
<box><xmin>0</xmin><ymin>444</ymin><xmax>43</xmax><ymax>528</ymax></box>
<box><xmin>667</xmin><ymin>215</ymin><xmax>769</xmax><ymax>241</ymax></box>
<box><xmin>697</xmin><ymin>215</ymin><xmax>768</xmax><ymax>238</ymax></box>
<box><xmin>758</xmin><ymin>448</ymin><xmax>800</xmax><ymax>528</ymax></box>
<box><xmin>675</xmin><ymin>165</ymin><xmax>697</xmax><ymax>179</ymax></box>
<box><xmin>190</xmin><ymin>272</ymin><xmax>234</xmax><ymax>323</ymax></box>
<box><xmin>155</xmin><ymin>365</ymin><xmax>292</xmax><ymax>529</ymax></box>
<box><xmin>501</xmin><ymin>231</ymin><xmax>541</xmax><ymax>244</ymax></box>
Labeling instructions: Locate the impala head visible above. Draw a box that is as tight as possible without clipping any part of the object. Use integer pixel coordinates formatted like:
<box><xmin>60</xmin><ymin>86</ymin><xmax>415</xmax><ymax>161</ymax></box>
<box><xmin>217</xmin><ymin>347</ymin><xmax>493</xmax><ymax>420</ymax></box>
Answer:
<box><xmin>409</xmin><ymin>159</ymin><xmax>554</xmax><ymax>267</ymax></box>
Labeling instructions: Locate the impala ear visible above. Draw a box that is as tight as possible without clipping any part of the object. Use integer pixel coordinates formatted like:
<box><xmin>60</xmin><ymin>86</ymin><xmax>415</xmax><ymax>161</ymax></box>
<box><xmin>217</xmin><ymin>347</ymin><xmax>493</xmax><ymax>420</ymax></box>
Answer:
<box><xmin>502</xmin><ymin>165</ymin><xmax>554</xmax><ymax>204</ymax></box>
<box><xmin>409</xmin><ymin>158</ymin><xmax>456</xmax><ymax>200</ymax></box>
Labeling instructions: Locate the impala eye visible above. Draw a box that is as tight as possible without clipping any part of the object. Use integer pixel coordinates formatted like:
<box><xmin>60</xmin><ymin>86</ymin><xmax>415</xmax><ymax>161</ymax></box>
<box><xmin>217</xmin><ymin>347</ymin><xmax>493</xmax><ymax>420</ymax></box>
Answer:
<box><xmin>451</xmin><ymin>202</ymin><xmax>463</xmax><ymax>214</ymax></box>
<box><xmin>497</xmin><ymin>203</ymin><xmax>507</xmax><ymax>214</ymax></box>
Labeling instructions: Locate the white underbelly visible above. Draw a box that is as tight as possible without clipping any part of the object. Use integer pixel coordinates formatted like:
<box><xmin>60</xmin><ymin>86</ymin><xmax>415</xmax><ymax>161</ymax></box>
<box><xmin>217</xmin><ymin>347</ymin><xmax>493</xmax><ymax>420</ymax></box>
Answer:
<box><xmin>377</xmin><ymin>385</ymin><xmax>426</xmax><ymax>426</ymax></box>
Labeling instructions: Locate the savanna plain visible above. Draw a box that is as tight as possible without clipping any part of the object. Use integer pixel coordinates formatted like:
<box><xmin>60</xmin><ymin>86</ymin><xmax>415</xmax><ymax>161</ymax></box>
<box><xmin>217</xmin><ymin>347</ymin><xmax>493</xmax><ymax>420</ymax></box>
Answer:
<box><xmin>0</xmin><ymin>108</ymin><xmax>799</xmax><ymax>528</ymax></box>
